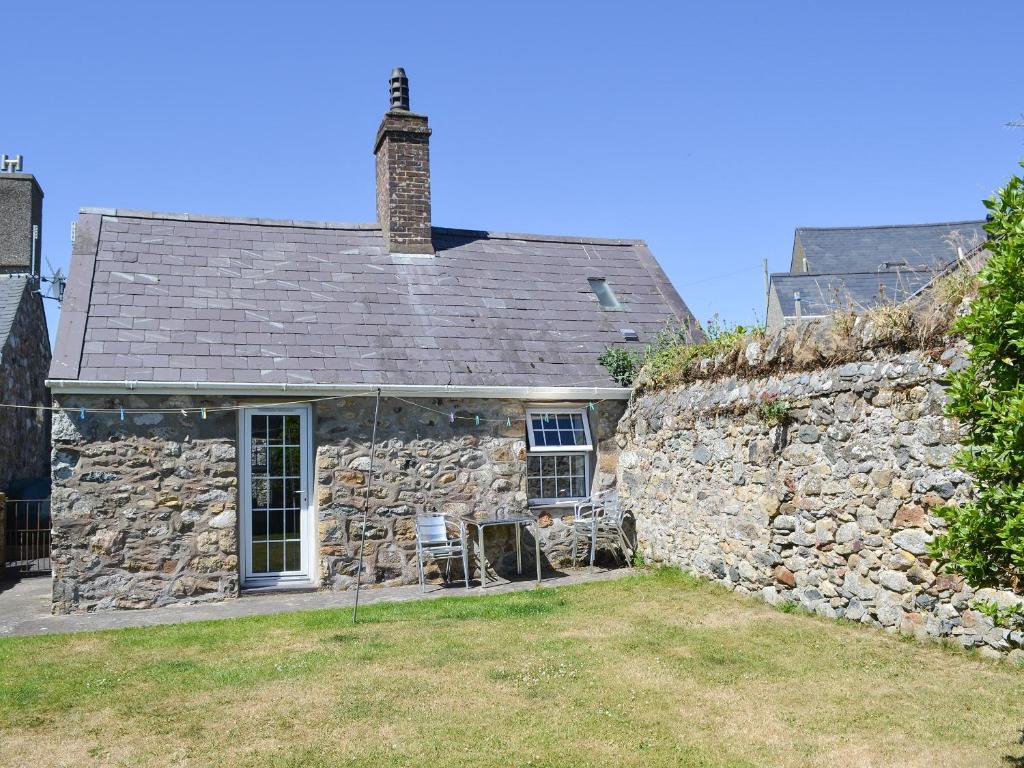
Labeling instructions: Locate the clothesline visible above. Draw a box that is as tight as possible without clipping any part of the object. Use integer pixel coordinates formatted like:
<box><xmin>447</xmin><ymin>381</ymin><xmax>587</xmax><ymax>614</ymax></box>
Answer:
<box><xmin>0</xmin><ymin>372</ymin><xmax>619</xmax><ymax>425</ymax></box>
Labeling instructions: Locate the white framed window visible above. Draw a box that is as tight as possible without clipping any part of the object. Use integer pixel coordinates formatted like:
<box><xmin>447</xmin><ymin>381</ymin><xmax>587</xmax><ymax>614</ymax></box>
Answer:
<box><xmin>525</xmin><ymin>408</ymin><xmax>593</xmax><ymax>453</ymax></box>
<box><xmin>526</xmin><ymin>408</ymin><xmax>593</xmax><ymax>505</ymax></box>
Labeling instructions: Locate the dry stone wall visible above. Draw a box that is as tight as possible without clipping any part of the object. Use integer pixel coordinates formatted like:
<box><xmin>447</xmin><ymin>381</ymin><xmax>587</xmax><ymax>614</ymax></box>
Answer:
<box><xmin>617</xmin><ymin>347</ymin><xmax>1024</xmax><ymax>658</ymax></box>
<box><xmin>50</xmin><ymin>394</ymin><xmax>624</xmax><ymax>612</ymax></box>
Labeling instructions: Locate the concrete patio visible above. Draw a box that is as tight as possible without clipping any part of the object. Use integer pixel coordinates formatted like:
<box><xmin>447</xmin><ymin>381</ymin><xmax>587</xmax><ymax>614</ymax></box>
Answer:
<box><xmin>0</xmin><ymin>567</ymin><xmax>634</xmax><ymax>637</ymax></box>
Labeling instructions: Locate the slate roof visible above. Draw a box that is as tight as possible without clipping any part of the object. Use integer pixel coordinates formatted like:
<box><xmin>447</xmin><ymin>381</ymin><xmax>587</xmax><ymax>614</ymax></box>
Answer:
<box><xmin>770</xmin><ymin>270</ymin><xmax>935</xmax><ymax>318</ymax></box>
<box><xmin>792</xmin><ymin>220</ymin><xmax>986</xmax><ymax>274</ymax></box>
<box><xmin>770</xmin><ymin>219</ymin><xmax>988</xmax><ymax>322</ymax></box>
<box><xmin>0</xmin><ymin>273</ymin><xmax>29</xmax><ymax>355</ymax></box>
<box><xmin>50</xmin><ymin>209</ymin><xmax>697</xmax><ymax>389</ymax></box>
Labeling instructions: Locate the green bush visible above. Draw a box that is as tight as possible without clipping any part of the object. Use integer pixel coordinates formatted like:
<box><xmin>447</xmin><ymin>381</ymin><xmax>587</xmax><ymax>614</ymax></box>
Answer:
<box><xmin>597</xmin><ymin>347</ymin><xmax>643</xmax><ymax>387</ymax></box>
<box><xmin>930</xmin><ymin>163</ymin><xmax>1024</xmax><ymax>622</ymax></box>
<box><xmin>598</xmin><ymin>315</ymin><xmax>762</xmax><ymax>388</ymax></box>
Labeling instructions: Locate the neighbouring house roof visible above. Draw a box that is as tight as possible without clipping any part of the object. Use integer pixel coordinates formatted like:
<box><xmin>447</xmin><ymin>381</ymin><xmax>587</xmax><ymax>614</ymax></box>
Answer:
<box><xmin>49</xmin><ymin>209</ymin><xmax>698</xmax><ymax>392</ymax></box>
<box><xmin>0</xmin><ymin>273</ymin><xmax>29</xmax><ymax>355</ymax></box>
<box><xmin>769</xmin><ymin>270</ymin><xmax>936</xmax><ymax>318</ymax></box>
<box><xmin>769</xmin><ymin>219</ymin><xmax>987</xmax><ymax>325</ymax></box>
<box><xmin>791</xmin><ymin>220</ymin><xmax>986</xmax><ymax>274</ymax></box>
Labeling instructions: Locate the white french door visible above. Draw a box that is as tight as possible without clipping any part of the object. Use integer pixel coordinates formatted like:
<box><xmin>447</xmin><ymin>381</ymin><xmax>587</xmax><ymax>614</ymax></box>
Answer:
<box><xmin>239</xmin><ymin>406</ymin><xmax>314</xmax><ymax>586</ymax></box>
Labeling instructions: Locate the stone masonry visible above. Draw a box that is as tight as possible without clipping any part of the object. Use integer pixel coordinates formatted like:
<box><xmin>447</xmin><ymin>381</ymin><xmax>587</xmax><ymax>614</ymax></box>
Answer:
<box><xmin>50</xmin><ymin>394</ymin><xmax>624</xmax><ymax>612</ymax></box>
<box><xmin>0</xmin><ymin>276</ymin><xmax>51</xmax><ymax>493</ymax></box>
<box><xmin>618</xmin><ymin>347</ymin><xmax>1024</xmax><ymax>658</ymax></box>
<box><xmin>314</xmin><ymin>397</ymin><xmax>625</xmax><ymax>588</ymax></box>
<box><xmin>51</xmin><ymin>398</ymin><xmax>240</xmax><ymax>613</ymax></box>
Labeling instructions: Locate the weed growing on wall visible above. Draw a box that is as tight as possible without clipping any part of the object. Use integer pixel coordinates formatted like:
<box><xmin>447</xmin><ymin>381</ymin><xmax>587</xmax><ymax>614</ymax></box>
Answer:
<box><xmin>599</xmin><ymin>315</ymin><xmax>763</xmax><ymax>388</ymax></box>
<box><xmin>597</xmin><ymin>347</ymin><xmax>644</xmax><ymax>387</ymax></box>
<box><xmin>930</xmin><ymin>163</ymin><xmax>1024</xmax><ymax>624</ymax></box>
<box><xmin>754</xmin><ymin>392</ymin><xmax>789</xmax><ymax>427</ymax></box>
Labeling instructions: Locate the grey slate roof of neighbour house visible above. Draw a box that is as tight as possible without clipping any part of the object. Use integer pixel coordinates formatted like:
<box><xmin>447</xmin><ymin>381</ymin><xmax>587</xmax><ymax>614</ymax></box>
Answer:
<box><xmin>49</xmin><ymin>209</ymin><xmax>698</xmax><ymax>389</ymax></box>
<box><xmin>769</xmin><ymin>270</ymin><xmax>936</xmax><ymax>318</ymax></box>
<box><xmin>791</xmin><ymin>220</ymin><xmax>986</xmax><ymax>274</ymax></box>
<box><xmin>769</xmin><ymin>219</ymin><xmax>988</xmax><ymax>324</ymax></box>
<box><xmin>0</xmin><ymin>273</ymin><xmax>29</xmax><ymax>354</ymax></box>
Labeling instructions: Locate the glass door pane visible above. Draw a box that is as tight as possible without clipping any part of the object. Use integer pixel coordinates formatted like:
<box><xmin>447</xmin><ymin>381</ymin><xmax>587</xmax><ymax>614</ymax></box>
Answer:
<box><xmin>248</xmin><ymin>412</ymin><xmax>305</xmax><ymax>575</ymax></box>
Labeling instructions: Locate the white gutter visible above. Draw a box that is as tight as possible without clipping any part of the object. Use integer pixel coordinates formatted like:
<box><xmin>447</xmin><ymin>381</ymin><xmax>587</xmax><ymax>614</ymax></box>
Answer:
<box><xmin>45</xmin><ymin>379</ymin><xmax>632</xmax><ymax>401</ymax></box>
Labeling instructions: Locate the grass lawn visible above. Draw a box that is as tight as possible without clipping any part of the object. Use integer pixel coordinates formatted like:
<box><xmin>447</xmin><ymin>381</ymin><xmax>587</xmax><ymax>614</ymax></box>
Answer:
<box><xmin>0</xmin><ymin>569</ymin><xmax>1021</xmax><ymax>768</ymax></box>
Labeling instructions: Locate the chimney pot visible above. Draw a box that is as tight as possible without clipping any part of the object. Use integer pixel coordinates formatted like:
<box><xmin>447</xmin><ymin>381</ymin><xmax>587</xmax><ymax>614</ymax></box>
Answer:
<box><xmin>374</xmin><ymin>68</ymin><xmax>433</xmax><ymax>254</ymax></box>
<box><xmin>389</xmin><ymin>67</ymin><xmax>410</xmax><ymax>111</ymax></box>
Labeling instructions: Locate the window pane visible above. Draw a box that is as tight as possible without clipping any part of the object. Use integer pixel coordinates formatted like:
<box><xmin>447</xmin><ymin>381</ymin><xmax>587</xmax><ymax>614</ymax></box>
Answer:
<box><xmin>252</xmin><ymin>542</ymin><xmax>269</xmax><ymax>573</ymax></box>
<box><xmin>251</xmin><ymin>415</ymin><xmax>268</xmax><ymax>441</ymax></box>
<box><xmin>268</xmin><ymin>542</ymin><xmax>285</xmax><ymax>572</ymax></box>
<box><xmin>572</xmin><ymin>475</ymin><xmax>587</xmax><ymax>497</ymax></box>
<box><xmin>252</xmin><ymin>508</ymin><xmax>268</xmax><ymax>540</ymax></box>
<box><xmin>285</xmin><ymin>446</ymin><xmax>301</xmax><ymax>476</ymax></box>
<box><xmin>284</xmin><ymin>478</ymin><xmax>300</xmax><ymax>509</ymax></box>
<box><xmin>270</xmin><ymin>447</ymin><xmax>285</xmax><ymax>477</ymax></box>
<box><xmin>267</xmin><ymin>416</ymin><xmax>284</xmax><ymax>443</ymax></box>
<box><xmin>269</xmin><ymin>480</ymin><xmax>284</xmax><ymax>511</ymax></box>
<box><xmin>284</xmin><ymin>541</ymin><xmax>301</xmax><ymax>572</ymax></box>
<box><xmin>284</xmin><ymin>415</ymin><xmax>301</xmax><ymax>445</ymax></box>
<box><xmin>541</xmin><ymin>478</ymin><xmax>556</xmax><ymax>499</ymax></box>
<box><xmin>251</xmin><ymin>478</ymin><xmax>269</xmax><ymax>509</ymax></box>
<box><xmin>251</xmin><ymin>445</ymin><xmax>268</xmax><ymax>474</ymax></box>
<box><xmin>285</xmin><ymin>509</ymin><xmax>301</xmax><ymax>539</ymax></box>
<box><xmin>267</xmin><ymin>509</ymin><xmax>284</xmax><ymax>541</ymax></box>
<box><xmin>528</xmin><ymin>477</ymin><xmax>542</xmax><ymax>498</ymax></box>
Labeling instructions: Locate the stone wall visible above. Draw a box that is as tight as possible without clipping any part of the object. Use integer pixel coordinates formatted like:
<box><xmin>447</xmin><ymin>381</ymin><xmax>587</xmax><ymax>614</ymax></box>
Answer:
<box><xmin>51</xmin><ymin>398</ymin><xmax>240</xmax><ymax>613</ymax></box>
<box><xmin>314</xmin><ymin>397</ymin><xmax>624</xmax><ymax>588</ymax></box>
<box><xmin>617</xmin><ymin>348</ymin><xmax>1023</xmax><ymax>658</ymax></box>
<box><xmin>0</xmin><ymin>491</ymin><xmax>6</xmax><ymax>576</ymax></box>
<box><xmin>0</xmin><ymin>281</ymin><xmax>51</xmax><ymax>494</ymax></box>
<box><xmin>50</xmin><ymin>394</ymin><xmax>624</xmax><ymax>612</ymax></box>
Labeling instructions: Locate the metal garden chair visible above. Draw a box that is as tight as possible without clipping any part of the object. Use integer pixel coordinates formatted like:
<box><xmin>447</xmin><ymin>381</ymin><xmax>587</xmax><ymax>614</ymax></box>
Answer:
<box><xmin>571</xmin><ymin>490</ymin><xmax>630</xmax><ymax>567</ymax></box>
<box><xmin>415</xmin><ymin>513</ymin><xmax>471</xmax><ymax>592</ymax></box>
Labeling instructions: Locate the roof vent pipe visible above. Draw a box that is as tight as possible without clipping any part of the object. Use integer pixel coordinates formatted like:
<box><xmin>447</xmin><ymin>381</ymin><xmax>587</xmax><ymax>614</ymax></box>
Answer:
<box><xmin>389</xmin><ymin>68</ymin><xmax>410</xmax><ymax>111</ymax></box>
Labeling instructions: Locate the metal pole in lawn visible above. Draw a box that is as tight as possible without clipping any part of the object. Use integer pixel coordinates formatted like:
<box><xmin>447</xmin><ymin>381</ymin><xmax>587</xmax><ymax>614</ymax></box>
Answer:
<box><xmin>352</xmin><ymin>388</ymin><xmax>382</xmax><ymax>623</ymax></box>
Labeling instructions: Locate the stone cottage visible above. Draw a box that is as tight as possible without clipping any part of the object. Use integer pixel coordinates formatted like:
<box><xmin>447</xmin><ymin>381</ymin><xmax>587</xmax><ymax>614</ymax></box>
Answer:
<box><xmin>0</xmin><ymin>164</ymin><xmax>52</xmax><ymax>497</ymax></box>
<box><xmin>46</xmin><ymin>70</ymin><xmax>699</xmax><ymax>612</ymax></box>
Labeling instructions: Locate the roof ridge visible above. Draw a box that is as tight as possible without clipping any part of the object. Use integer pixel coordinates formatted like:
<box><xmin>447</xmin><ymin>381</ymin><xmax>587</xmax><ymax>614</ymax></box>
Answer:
<box><xmin>434</xmin><ymin>226</ymin><xmax>645</xmax><ymax>247</ymax></box>
<box><xmin>796</xmin><ymin>219</ymin><xmax>985</xmax><ymax>233</ymax></box>
<box><xmin>771</xmin><ymin>266</ymin><xmax>950</xmax><ymax>279</ymax></box>
<box><xmin>80</xmin><ymin>207</ymin><xmax>380</xmax><ymax>231</ymax></box>
<box><xmin>77</xmin><ymin>209</ymin><xmax>646</xmax><ymax>246</ymax></box>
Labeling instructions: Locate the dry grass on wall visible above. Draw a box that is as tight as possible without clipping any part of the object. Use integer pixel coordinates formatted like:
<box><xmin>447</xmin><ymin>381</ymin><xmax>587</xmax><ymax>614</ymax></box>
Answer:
<box><xmin>635</xmin><ymin>253</ymin><xmax>985</xmax><ymax>394</ymax></box>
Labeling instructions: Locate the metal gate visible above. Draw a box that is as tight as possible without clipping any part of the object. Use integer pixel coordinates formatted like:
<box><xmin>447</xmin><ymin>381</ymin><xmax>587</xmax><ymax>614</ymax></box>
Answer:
<box><xmin>4</xmin><ymin>499</ymin><xmax>51</xmax><ymax>575</ymax></box>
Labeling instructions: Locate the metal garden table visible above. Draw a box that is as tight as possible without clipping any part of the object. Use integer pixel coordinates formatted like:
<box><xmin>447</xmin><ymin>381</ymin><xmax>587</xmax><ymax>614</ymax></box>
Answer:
<box><xmin>460</xmin><ymin>513</ymin><xmax>541</xmax><ymax>589</ymax></box>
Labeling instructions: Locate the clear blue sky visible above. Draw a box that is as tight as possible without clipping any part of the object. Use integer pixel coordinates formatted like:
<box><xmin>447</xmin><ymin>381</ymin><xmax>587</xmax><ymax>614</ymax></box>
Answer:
<box><xmin>5</xmin><ymin>2</ymin><xmax>1022</xmax><ymax>344</ymax></box>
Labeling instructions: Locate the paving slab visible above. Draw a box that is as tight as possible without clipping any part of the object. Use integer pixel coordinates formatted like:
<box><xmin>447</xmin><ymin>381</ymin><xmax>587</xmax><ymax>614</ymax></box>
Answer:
<box><xmin>0</xmin><ymin>568</ymin><xmax>635</xmax><ymax>638</ymax></box>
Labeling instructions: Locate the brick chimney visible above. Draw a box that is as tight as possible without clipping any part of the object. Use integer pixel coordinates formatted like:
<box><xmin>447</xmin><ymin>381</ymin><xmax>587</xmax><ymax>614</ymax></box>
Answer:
<box><xmin>0</xmin><ymin>161</ymin><xmax>43</xmax><ymax>276</ymax></box>
<box><xmin>374</xmin><ymin>68</ymin><xmax>433</xmax><ymax>254</ymax></box>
